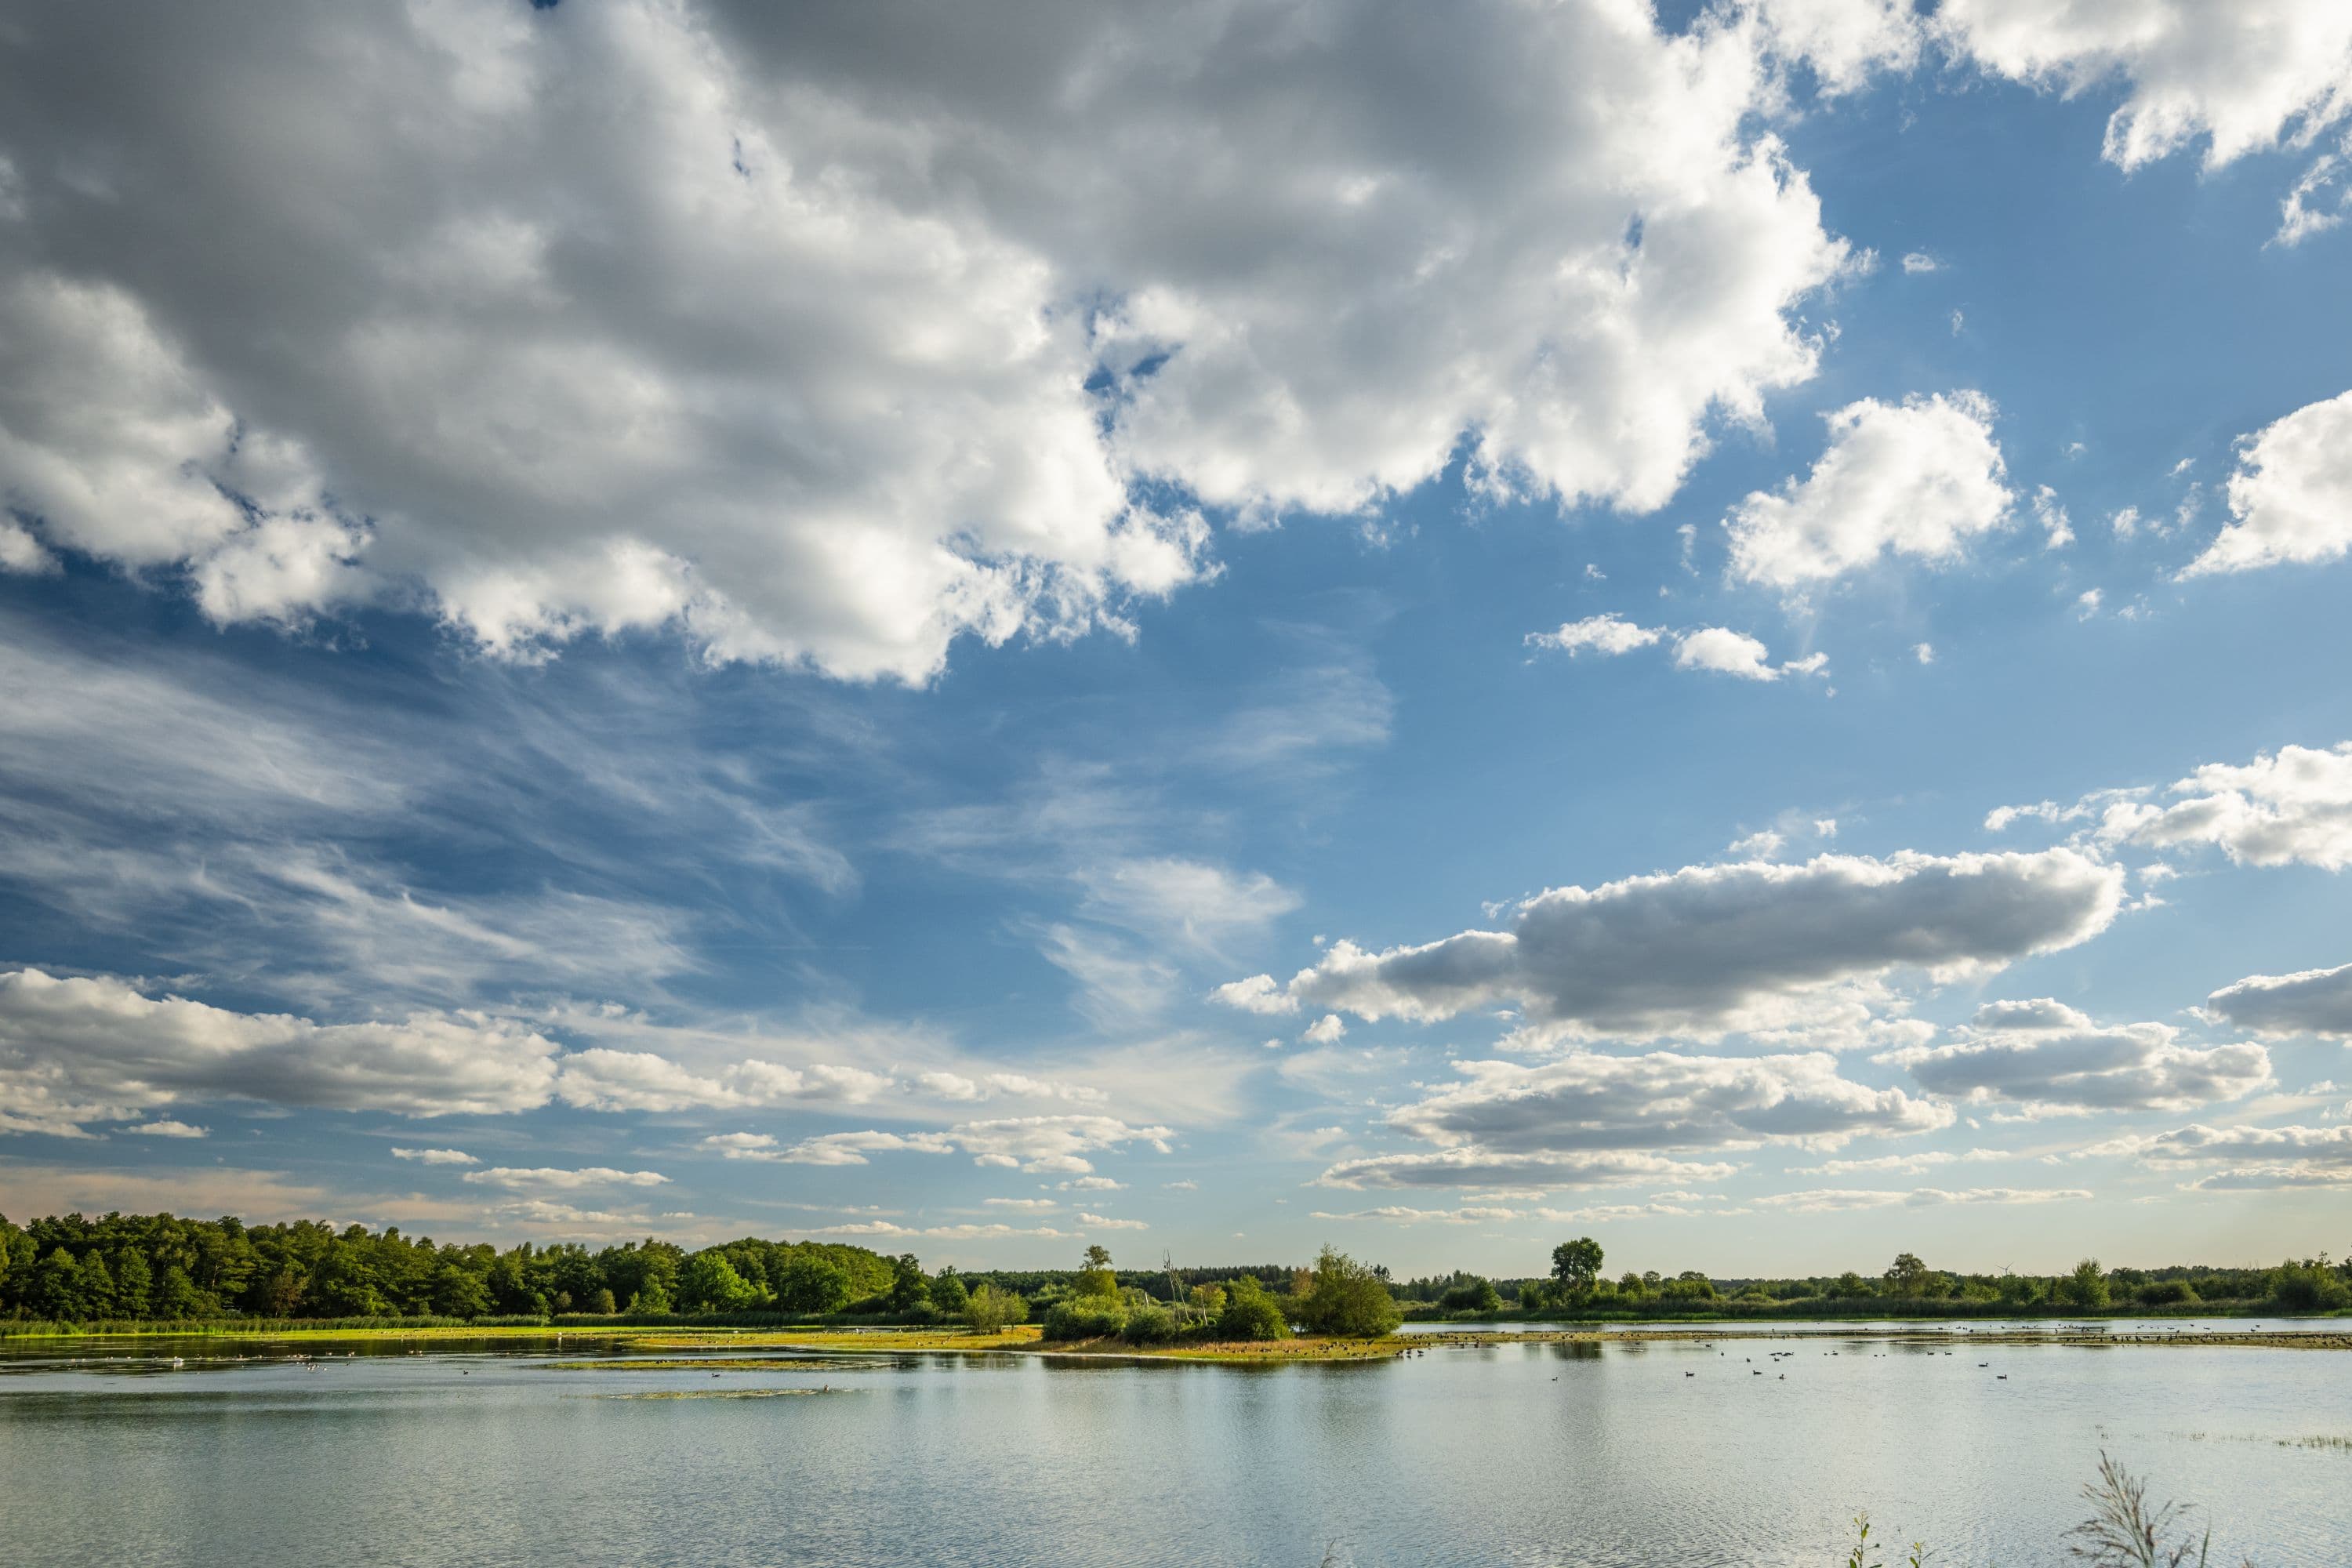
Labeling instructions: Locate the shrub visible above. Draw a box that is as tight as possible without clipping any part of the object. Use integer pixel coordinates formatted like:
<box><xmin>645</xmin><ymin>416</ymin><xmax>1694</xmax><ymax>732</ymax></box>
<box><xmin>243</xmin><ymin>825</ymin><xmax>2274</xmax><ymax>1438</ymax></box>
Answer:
<box><xmin>1120</xmin><ymin>1304</ymin><xmax>1178</xmax><ymax>1345</ymax></box>
<box><xmin>2136</xmin><ymin>1279</ymin><xmax>2198</xmax><ymax>1307</ymax></box>
<box><xmin>2270</xmin><ymin>1264</ymin><xmax>2350</xmax><ymax>1312</ymax></box>
<box><xmin>1214</xmin><ymin>1276</ymin><xmax>1290</xmax><ymax>1341</ymax></box>
<box><xmin>1298</xmin><ymin>1247</ymin><xmax>1403</xmax><ymax>1338</ymax></box>
<box><xmin>1040</xmin><ymin>1299</ymin><xmax>1127</xmax><ymax>1341</ymax></box>
<box><xmin>963</xmin><ymin>1283</ymin><xmax>1027</xmax><ymax>1331</ymax></box>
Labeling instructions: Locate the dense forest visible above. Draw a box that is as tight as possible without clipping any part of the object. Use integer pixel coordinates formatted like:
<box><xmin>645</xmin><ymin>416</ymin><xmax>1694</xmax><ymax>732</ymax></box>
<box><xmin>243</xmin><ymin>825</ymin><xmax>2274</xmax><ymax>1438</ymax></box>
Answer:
<box><xmin>0</xmin><ymin>1209</ymin><xmax>916</xmax><ymax>1325</ymax></box>
<box><xmin>2</xmin><ymin>1210</ymin><xmax>2345</xmax><ymax>1333</ymax></box>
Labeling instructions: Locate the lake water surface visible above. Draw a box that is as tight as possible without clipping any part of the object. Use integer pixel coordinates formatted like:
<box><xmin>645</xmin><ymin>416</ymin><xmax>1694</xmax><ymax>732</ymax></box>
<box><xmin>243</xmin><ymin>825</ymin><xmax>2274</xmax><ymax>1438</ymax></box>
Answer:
<box><xmin>3</xmin><ymin>1334</ymin><xmax>2347</xmax><ymax>1566</ymax></box>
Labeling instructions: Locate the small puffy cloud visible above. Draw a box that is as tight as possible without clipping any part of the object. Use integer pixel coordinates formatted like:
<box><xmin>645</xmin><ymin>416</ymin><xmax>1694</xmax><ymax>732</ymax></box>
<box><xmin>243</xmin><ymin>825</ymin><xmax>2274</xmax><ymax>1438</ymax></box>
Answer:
<box><xmin>1207</xmin><ymin>974</ymin><xmax>1297</xmax><ymax>1016</ymax></box>
<box><xmin>2206</xmin><ymin>960</ymin><xmax>2352</xmax><ymax>1038</ymax></box>
<box><xmin>2180</xmin><ymin>390</ymin><xmax>2352</xmax><ymax>578</ymax></box>
<box><xmin>1058</xmin><ymin>1176</ymin><xmax>1128</xmax><ymax>1192</ymax></box>
<box><xmin>2096</xmin><ymin>742</ymin><xmax>2352</xmax><ymax>869</ymax></box>
<box><xmin>1726</xmin><ymin>391</ymin><xmax>2013</xmax><ymax>586</ymax></box>
<box><xmin>1317</xmin><ymin>1147</ymin><xmax>1740</xmax><ymax>1192</ymax></box>
<box><xmin>461</xmin><ymin>1167</ymin><xmax>670</xmax><ymax>1191</ymax></box>
<box><xmin>1528</xmin><ymin>617</ymin><xmax>1825</xmax><ymax>681</ymax></box>
<box><xmin>391</xmin><ymin>1147</ymin><xmax>479</xmax><ymax>1166</ymax></box>
<box><xmin>126</xmin><ymin>1120</ymin><xmax>208</xmax><ymax>1138</ymax></box>
<box><xmin>1914</xmin><ymin>642</ymin><xmax>1935</xmax><ymax>664</ymax></box>
<box><xmin>1672</xmin><ymin>626</ymin><xmax>1827</xmax><ymax>681</ymax></box>
<box><xmin>1526</xmin><ymin>614</ymin><xmax>1664</xmax><ymax>658</ymax></box>
<box><xmin>0</xmin><ymin>967</ymin><xmax>561</xmax><ymax>1137</ymax></box>
<box><xmin>1251</xmin><ymin>848</ymin><xmax>2124</xmax><ymax>1041</ymax></box>
<box><xmin>698</xmin><ymin>1132</ymin><xmax>782</xmax><ymax>1162</ymax></box>
<box><xmin>1078</xmin><ymin>1212</ymin><xmax>1149</xmax><ymax>1231</ymax></box>
<box><xmin>1752</xmin><ymin>1185</ymin><xmax>2091</xmax><ymax>1212</ymax></box>
<box><xmin>1729</xmin><ymin>830</ymin><xmax>1787</xmax><ymax>859</ymax></box>
<box><xmin>983</xmin><ymin>1197</ymin><xmax>1059</xmax><ymax>1210</ymax></box>
<box><xmin>1900</xmin><ymin>252</ymin><xmax>1940</xmax><ymax>273</ymax></box>
<box><xmin>953</xmin><ymin>1115</ymin><xmax>1173</xmax><ymax>1174</ymax></box>
<box><xmin>2032</xmin><ymin>485</ymin><xmax>2074</xmax><ymax>549</ymax></box>
<box><xmin>1301</xmin><ymin>1014</ymin><xmax>1348</xmax><ymax>1044</ymax></box>
<box><xmin>1882</xmin><ymin>1001</ymin><xmax>2270</xmax><ymax>1113</ymax></box>
<box><xmin>1935</xmin><ymin>2</ymin><xmax>2352</xmax><ymax>173</ymax></box>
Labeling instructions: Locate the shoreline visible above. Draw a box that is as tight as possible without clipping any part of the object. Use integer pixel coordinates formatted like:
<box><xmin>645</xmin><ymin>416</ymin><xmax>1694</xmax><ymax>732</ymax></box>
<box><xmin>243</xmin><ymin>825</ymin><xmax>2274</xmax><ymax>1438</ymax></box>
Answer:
<box><xmin>9</xmin><ymin>1321</ymin><xmax>2351</xmax><ymax>1362</ymax></box>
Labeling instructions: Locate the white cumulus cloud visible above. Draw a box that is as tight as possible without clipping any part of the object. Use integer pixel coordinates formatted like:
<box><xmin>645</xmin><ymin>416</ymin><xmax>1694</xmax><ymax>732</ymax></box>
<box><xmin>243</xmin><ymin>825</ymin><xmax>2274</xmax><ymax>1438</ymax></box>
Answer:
<box><xmin>0</xmin><ymin>0</ymin><xmax>1864</xmax><ymax>682</ymax></box>
<box><xmin>1230</xmin><ymin>848</ymin><xmax>2124</xmax><ymax>1042</ymax></box>
<box><xmin>1726</xmin><ymin>390</ymin><xmax>2013</xmax><ymax>586</ymax></box>
<box><xmin>2180</xmin><ymin>390</ymin><xmax>2352</xmax><ymax>579</ymax></box>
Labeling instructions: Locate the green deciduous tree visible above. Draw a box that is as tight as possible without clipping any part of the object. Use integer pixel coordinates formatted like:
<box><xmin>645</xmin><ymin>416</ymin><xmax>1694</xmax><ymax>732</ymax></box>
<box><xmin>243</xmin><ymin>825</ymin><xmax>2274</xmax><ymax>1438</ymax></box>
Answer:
<box><xmin>1552</xmin><ymin>1237</ymin><xmax>1604</xmax><ymax>1294</ymax></box>
<box><xmin>775</xmin><ymin>1250</ymin><xmax>852</xmax><ymax>1314</ymax></box>
<box><xmin>1298</xmin><ymin>1246</ymin><xmax>1403</xmax><ymax>1338</ymax></box>
<box><xmin>679</xmin><ymin>1251</ymin><xmax>763</xmax><ymax>1312</ymax></box>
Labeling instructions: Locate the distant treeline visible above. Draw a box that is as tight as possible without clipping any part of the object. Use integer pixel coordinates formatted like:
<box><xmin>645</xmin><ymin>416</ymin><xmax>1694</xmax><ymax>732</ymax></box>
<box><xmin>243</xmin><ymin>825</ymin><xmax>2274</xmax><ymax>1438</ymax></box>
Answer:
<box><xmin>3</xmin><ymin>1210</ymin><xmax>2346</xmax><ymax>1332</ymax></box>
<box><xmin>1404</xmin><ymin>1243</ymin><xmax>2352</xmax><ymax>1318</ymax></box>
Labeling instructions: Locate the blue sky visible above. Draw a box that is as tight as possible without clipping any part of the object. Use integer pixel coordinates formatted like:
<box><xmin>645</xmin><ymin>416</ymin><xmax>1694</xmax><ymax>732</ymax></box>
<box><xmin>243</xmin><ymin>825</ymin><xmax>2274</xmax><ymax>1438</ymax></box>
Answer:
<box><xmin>3</xmin><ymin>1</ymin><xmax>2351</xmax><ymax>1278</ymax></box>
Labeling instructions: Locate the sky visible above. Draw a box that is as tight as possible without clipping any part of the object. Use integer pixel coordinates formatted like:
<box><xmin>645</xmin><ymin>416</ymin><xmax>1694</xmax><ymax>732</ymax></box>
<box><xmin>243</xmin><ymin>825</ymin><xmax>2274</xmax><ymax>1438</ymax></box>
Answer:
<box><xmin>2</xmin><ymin>0</ymin><xmax>2351</xmax><ymax>1281</ymax></box>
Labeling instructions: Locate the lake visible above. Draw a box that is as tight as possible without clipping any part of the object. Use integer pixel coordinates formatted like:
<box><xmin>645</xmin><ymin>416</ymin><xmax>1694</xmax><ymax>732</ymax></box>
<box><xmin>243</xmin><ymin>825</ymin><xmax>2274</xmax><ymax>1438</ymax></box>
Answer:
<box><xmin>3</xmin><ymin>1334</ymin><xmax>2347</xmax><ymax>1566</ymax></box>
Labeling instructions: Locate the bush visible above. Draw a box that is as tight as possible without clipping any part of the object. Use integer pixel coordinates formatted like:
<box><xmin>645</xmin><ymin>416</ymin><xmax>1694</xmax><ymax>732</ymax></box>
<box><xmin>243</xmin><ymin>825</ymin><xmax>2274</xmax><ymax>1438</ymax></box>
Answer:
<box><xmin>1299</xmin><ymin>1247</ymin><xmax>1404</xmax><ymax>1337</ymax></box>
<box><xmin>1214</xmin><ymin>1277</ymin><xmax>1290</xmax><ymax>1341</ymax></box>
<box><xmin>2270</xmin><ymin>1265</ymin><xmax>2350</xmax><ymax>1312</ymax></box>
<box><xmin>962</xmin><ymin>1283</ymin><xmax>1027</xmax><ymax>1331</ymax></box>
<box><xmin>2136</xmin><ymin>1279</ymin><xmax>2198</xmax><ymax>1307</ymax></box>
<box><xmin>1439</xmin><ymin>1277</ymin><xmax>1501</xmax><ymax>1313</ymax></box>
<box><xmin>1120</xmin><ymin>1304</ymin><xmax>1178</xmax><ymax>1345</ymax></box>
<box><xmin>1040</xmin><ymin>1299</ymin><xmax>1127</xmax><ymax>1341</ymax></box>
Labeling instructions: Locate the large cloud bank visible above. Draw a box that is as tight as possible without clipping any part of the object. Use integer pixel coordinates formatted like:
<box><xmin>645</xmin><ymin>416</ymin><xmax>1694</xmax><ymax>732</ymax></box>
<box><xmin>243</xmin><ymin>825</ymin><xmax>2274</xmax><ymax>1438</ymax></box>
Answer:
<box><xmin>0</xmin><ymin>0</ymin><xmax>1870</xmax><ymax>681</ymax></box>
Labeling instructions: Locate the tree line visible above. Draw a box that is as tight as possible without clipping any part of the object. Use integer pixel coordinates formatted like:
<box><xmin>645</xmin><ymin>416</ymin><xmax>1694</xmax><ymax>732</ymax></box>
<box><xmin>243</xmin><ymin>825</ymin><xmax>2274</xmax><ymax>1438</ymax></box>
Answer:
<box><xmin>0</xmin><ymin>1209</ymin><xmax>915</xmax><ymax>1326</ymax></box>
<box><xmin>5</xmin><ymin>1210</ymin><xmax>2343</xmax><ymax>1333</ymax></box>
<box><xmin>1418</xmin><ymin>1239</ymin><xmax>2352</xmax><ymax>1319</ymax></box>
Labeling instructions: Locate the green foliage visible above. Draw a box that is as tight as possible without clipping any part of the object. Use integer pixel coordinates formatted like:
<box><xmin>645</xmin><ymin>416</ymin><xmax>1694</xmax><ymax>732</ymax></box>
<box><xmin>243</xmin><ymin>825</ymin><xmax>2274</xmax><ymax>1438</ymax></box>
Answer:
<box><xmin>2136</xmin><ymin>1278</ymin><xmax>2198</xmax><ymax>1307</ymax></box>
<box><xmin>886</xmin><ymin>1253</ymin><xmax>931</xmax><ymax>1316</ymax></box>
<box><xmin>1439</xmin><ymin>1276</ymin><xmax>1501</xmax><ymax>1312</ymax></box>
<box><xmin>775</xmin><ymin>1250</ymin><xmax>852</xmax><ymax>1314</ymax></box>
<box><xmin>1120</xmin><ymin>1303</ymin><xmax>1179</xmax><ymax>1344</ymax></box>
<box><xmin>926</xmin><ymin>1270</ymin><xmax>970</xmax><ymax>1315</ymax></box>
<box><xmin>963</xmin><ymin>1283</ymin><xmax>1027</xmax><ymax>1330</ymax></box>
<box><xmin>1214</xmin><ymin>1276</ymin><xmax>1290</xmax><ymax>1340</ymax></box>
<box><xmin>2063</xmin><ymin>1258</ymin><xmax>2112</xmax><ymax>1309</ymax></box>
<box><xmin>1298</xmin><ymin>1246</ymin><xmax>1402</xmax><ymax>1337</ymax></box>
<box><xmin>1040</xmin><ymin>1298</ymin><xmax>1127</xmax><ymax>1341</ymax></box>
<box><xmin>679</xmin><ymin>1251</ymin><xmax>762</xmax><ymax>1312</ymax></box>
<box><xmin>1073</xmin><ymin>1268</ymin><xmax>1120</xmax><ymax>1299</ymax></box>
<box><xmin>2270</xmin><ymin>1262</ymin><xmax>2350</xmax><ymax>1312</ymax></box>
<box><xmin>1551</xmin><ymin>1236</ymin><xmax>1603</xmax><ymax>1292</ymax></box>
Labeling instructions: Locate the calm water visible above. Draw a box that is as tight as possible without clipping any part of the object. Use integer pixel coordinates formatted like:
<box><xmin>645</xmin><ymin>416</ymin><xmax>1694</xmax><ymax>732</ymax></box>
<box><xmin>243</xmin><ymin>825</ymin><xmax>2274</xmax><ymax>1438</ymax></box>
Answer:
<box><xmin>3</xmin><ymin>1335</ymin><xmax>2348</xmax><ymax>1566</ymax></box>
